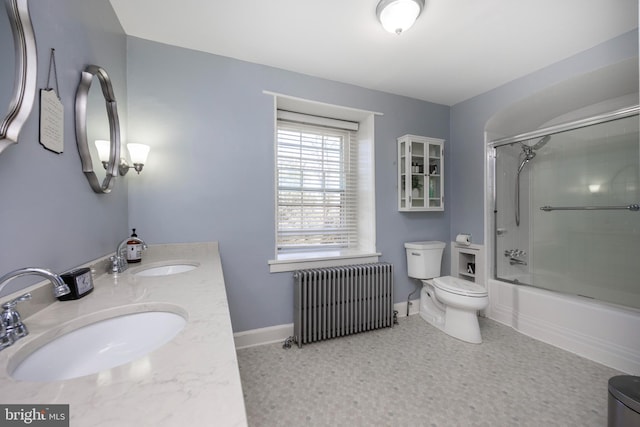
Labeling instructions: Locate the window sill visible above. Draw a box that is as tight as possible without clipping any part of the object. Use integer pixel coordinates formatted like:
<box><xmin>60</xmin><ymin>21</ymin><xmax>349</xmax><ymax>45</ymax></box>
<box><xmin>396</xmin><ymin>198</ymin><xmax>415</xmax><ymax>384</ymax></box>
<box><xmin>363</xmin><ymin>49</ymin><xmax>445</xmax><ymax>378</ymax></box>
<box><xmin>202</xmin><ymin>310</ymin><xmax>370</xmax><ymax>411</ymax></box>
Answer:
<box><xmin>268</xmin><ymin>250</ymin><xmax>381</xmax><ymax>273</ymax></box>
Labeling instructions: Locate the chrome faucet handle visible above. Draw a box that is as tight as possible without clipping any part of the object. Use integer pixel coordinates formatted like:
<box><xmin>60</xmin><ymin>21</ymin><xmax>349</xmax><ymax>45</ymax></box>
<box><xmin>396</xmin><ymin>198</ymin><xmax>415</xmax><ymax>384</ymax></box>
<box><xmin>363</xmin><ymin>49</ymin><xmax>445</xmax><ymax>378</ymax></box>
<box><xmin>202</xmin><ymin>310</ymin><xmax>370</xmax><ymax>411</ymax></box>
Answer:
<box><xmin>109</xmin><ymin>256</ymin><xmax>120</xmax><ymax>273</ymax></box>
<box><xmin>1</xmin><ymin>293</ymin><xmax>32</xmax><ymax>342</ymax></box>
<box><xmin>1</xmin><ymin>292</ymin><xmax>32</xmax><ymax>309</ymax></box>
<box><xmin>109</xmin><ymin>254</ymin><xmax>129</xmax><ymax>274</ymax></box>
<box><xmin>505</xmin><ymin>249</ymin><xmax>527</xmax><ymax>258</ymax></box>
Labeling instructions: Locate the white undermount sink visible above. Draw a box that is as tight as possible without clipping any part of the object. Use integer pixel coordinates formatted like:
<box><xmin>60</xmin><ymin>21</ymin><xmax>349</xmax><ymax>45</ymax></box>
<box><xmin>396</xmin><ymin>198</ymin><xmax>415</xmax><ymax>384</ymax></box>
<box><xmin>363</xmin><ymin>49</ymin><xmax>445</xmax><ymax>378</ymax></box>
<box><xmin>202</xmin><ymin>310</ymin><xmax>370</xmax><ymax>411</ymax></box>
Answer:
<box><xmin>9</xmin><ymin>309</ymin><xmax>187</xmax><ymax>382</ymax></box>
<box><xmin>133</xmin><ymin>262</ymin><xmax>199</xmax><ymax>277</ymax></box>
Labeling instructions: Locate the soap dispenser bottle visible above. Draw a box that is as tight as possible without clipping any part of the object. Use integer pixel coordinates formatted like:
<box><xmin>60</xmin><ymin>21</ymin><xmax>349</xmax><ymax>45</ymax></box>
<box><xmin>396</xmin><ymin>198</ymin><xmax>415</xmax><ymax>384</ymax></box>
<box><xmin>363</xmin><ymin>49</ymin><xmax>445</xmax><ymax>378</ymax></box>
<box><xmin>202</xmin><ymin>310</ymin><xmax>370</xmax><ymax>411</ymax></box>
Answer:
<box><xmin>127</xmin><ymin>228</ymin><xmax>142</xmax><ymax>263</ymax></box>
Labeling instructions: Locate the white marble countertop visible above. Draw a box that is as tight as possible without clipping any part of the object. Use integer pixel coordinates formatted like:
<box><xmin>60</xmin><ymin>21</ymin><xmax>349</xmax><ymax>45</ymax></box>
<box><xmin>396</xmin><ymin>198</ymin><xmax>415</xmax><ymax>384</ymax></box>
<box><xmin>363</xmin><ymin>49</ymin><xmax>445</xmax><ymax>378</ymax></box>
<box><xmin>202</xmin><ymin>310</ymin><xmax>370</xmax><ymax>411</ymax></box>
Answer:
<box><xmin>0</xmin><ymin>242</ymin><xmax>247</xmax><ymax>427</ymax></box>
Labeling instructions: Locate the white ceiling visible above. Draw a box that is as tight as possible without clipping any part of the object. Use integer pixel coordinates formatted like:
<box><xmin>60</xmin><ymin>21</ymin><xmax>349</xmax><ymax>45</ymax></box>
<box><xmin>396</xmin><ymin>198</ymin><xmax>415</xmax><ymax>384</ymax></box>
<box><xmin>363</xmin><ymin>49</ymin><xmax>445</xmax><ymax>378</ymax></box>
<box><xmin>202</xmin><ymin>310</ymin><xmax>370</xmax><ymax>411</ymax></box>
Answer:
<box><xmin>109</xmin><ymin>0</ymin><xmax>638</xmax><ymax>106</ymax></box>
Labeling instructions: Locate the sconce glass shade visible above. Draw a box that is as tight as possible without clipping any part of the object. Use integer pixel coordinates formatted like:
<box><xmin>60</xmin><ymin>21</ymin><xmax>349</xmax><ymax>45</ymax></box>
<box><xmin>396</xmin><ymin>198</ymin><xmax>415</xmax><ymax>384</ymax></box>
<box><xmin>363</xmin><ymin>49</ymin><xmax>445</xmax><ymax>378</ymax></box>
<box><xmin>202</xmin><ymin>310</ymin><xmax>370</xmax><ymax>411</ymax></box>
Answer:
<box><xmin>127</xmin><ymin>143</ymin><xmax>150</xmax><ymax>165</ymax></box>
<box><xmin>588</xmin><ymin>184</ymin><xmax>601</xmax><ymax>193</ymax></box>
<box><xmin>95</xmin><ymin>140</ymin><xmax>111</xmax><ymax>163</ymax></box>
<box><xmin>376</xmin><ymin>0</ymin><xmax>425</xmax><ymax>35</ymax></box>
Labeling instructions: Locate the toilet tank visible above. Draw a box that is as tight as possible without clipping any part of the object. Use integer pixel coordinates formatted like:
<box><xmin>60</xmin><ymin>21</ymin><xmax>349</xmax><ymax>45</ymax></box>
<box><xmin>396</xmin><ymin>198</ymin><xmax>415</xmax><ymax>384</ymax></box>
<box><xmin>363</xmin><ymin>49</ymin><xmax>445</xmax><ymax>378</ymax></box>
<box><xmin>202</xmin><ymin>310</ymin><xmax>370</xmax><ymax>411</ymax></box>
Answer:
<box><xmin>404</xmin><ymin>241</ymin><xmax>446</xmax><ymax>279</ymax></box>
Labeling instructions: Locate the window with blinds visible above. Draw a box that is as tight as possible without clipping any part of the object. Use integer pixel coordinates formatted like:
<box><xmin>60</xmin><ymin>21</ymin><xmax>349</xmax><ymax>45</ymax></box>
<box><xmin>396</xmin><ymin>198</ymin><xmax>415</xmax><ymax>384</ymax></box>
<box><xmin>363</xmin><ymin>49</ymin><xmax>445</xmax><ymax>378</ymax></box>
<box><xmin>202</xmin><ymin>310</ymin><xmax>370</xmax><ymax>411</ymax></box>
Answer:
<box><xmin>276</xmin><ymin>120</ymin><xmax>358</xmax><ymax>253</ymax></box>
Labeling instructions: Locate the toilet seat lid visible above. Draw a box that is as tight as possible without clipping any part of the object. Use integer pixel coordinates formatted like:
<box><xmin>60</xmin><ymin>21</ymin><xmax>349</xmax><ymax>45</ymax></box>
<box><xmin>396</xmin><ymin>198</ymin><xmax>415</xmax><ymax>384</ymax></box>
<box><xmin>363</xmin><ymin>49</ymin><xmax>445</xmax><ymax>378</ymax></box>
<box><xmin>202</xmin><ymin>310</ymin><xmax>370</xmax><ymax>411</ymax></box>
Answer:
<box><xmin>432</xmin><ymin>276</ymin><xmax>488</xmax><ymax>297</ymax></box>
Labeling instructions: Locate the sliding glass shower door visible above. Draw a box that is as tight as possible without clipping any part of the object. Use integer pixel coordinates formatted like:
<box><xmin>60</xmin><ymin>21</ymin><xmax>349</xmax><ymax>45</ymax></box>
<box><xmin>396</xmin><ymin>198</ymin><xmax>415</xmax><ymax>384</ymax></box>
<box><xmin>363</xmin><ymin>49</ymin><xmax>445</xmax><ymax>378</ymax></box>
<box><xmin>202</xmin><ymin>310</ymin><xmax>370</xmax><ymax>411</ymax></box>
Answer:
<box><xmin>492</xmin><ymin>109</ymin><xmax>640</xmax><ymax>309</ymax></box>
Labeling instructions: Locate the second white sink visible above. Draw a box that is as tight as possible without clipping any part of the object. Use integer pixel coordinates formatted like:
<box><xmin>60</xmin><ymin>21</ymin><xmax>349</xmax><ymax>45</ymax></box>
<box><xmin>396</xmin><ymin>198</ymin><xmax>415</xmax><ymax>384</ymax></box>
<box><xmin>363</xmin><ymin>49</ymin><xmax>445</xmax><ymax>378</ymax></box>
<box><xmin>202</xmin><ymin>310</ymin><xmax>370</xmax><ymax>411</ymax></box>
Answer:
<box><xmin>9</xmin><ymin>309</ymin><xmax>187</xmax><ymax>382</ymax></box>
<box><xmin>133</xmin><ymin>262</ymin><xmax>199</xmax><ymax>277</ymax></box>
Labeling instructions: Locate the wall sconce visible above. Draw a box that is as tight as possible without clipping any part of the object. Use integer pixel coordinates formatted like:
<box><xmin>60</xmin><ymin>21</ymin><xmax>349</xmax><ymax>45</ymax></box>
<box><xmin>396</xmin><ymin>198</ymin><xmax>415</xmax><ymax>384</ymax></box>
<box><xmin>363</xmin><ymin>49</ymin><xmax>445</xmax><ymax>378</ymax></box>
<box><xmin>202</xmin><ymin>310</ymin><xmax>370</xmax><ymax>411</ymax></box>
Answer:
<box><xmin>376</xmin><ymin>0</ymin><xmax>425</xmax><ymax>35</ymax></box>
<box><xmin>95</xmin><ymin>139</ymin><xmax>111</xmax><ymax>169</ymax></box>
<box><xmin>119</xmin><ymin>143</ymin><xmax>150</xmax><ymax>175</ymax></box>
<box><xmin>588</xmin><ymin>184</ymin><xmax>601</xmax><ymax>193</ymax></box>
<box><xmin>94</xmin><ymin>140</ymin><xmax>150</xmax><ymax>175</ymax></box>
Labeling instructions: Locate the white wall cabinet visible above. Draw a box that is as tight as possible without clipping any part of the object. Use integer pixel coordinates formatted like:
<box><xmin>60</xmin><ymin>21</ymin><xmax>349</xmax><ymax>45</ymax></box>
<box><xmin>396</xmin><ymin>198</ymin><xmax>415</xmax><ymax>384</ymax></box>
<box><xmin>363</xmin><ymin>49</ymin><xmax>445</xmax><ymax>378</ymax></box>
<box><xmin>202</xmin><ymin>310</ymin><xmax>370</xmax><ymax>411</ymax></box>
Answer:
<box><xmin>397</xmin><ymin>134</ymin><xmax>444</xmax><ymax>211</ymax></box>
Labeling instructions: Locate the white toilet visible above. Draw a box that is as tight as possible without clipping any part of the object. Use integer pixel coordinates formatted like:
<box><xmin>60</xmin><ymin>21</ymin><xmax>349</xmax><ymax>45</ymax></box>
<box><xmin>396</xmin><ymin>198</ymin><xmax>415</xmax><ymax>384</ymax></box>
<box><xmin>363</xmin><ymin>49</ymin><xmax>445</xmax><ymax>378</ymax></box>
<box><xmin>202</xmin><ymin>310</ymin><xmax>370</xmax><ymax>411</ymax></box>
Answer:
<box><xmin>405</xmin><ymin>241</ymin><xmax>488</xmax><ymax>344</ymax></box>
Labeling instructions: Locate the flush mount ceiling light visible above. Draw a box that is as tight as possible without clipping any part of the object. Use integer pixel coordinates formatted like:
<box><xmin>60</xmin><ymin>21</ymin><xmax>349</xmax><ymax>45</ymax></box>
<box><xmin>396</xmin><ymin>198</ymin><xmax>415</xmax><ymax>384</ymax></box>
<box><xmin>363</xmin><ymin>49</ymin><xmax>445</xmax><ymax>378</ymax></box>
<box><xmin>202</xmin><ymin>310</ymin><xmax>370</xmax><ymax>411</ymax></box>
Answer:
<box><xmin>376</xmin><ymin>0</ymin><xmax>425</xmax><ymax>35</ymax></box>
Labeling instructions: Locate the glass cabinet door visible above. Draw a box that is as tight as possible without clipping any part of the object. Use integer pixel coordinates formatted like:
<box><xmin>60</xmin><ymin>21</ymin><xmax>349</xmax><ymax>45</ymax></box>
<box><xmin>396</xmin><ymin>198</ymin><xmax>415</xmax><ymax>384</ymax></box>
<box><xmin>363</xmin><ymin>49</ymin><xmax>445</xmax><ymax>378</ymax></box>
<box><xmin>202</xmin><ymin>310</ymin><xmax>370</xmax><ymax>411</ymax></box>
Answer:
<box><xmin>399</xmin><ymin>140</ymin><xmax>406</xmax><ymax>209</ymax></box>
<box><xmin>410</xmin><ymin>141</ymin><xmax>425</xmax><ymax>208</ymax></box>
<box><xmin>428</xmin><ymin>143</ymin><xmax>442</xmax><ymax>208</ymax></box>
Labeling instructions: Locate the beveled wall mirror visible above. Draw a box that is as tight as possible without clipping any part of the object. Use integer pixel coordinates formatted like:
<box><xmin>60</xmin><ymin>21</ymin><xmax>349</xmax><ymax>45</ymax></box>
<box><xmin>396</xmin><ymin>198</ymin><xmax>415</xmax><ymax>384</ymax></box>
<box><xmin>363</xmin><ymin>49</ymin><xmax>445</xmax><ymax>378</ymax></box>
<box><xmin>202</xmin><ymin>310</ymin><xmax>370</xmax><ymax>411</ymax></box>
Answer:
<box><xmin>0</xmin><ymin>0</ymin><xmax>38</xmax><ymax>155</ymax></box>
<box><xmin>75</xmin><ymin>65</ymin><xmax>121</xmax><ymax>193</ymax></box>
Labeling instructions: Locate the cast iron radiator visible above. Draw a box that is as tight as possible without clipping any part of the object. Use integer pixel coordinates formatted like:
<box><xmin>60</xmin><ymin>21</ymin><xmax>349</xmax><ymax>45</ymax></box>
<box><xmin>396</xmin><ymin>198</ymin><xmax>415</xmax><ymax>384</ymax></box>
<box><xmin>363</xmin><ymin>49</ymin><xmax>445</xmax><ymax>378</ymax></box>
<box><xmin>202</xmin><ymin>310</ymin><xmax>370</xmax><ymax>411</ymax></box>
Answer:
<box><xmin>288</xmin><ymin>263</ymin><xmax>394</xmax><ymax>348</ymax></box>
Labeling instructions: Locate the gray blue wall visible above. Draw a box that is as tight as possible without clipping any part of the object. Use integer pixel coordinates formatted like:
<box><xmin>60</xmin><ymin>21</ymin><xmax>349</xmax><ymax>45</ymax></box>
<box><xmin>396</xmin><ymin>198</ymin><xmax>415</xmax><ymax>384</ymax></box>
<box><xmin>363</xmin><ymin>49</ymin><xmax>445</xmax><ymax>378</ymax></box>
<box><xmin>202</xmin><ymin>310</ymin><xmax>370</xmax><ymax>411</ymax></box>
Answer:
<box><xmin>449</xmin><ymin>30</ymin><xmax>639</xmax><ymax>244</ymax></box>
<box><xmin>1</xmin><ymin>2</ymin><xmax>636</xmax><ymax>334</ymax></box>
<box><xmin>0</xmin><ymin>0</ymin><xmax>128</xmax><ymax>296</ymax></box>
<box><xmin>125</xmin><ymin>38</ymin><xmax>451</xmax><ymax>332</ymax></box>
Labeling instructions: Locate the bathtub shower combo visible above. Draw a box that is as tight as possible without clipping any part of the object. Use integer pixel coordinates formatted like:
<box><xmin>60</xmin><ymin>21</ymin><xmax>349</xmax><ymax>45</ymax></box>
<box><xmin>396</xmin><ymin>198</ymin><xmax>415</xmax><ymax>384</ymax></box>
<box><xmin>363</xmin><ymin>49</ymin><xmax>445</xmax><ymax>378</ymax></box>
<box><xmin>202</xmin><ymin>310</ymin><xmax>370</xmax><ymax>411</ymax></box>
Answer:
<box><xmin>490</xmin><ymin>106</ymin><xmax>640</xmax><ymax>310</ymax></box>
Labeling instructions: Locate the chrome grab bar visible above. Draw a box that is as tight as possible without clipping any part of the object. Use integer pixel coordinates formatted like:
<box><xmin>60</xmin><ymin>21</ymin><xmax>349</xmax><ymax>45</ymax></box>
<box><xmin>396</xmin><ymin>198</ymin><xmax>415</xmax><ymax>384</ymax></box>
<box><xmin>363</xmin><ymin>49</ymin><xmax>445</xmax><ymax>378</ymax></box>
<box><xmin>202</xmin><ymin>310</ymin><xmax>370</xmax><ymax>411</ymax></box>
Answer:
<box><xmin>540</xmin><ymin>204</ymin><xmax>639</xmax><ymax>212</ymax></box>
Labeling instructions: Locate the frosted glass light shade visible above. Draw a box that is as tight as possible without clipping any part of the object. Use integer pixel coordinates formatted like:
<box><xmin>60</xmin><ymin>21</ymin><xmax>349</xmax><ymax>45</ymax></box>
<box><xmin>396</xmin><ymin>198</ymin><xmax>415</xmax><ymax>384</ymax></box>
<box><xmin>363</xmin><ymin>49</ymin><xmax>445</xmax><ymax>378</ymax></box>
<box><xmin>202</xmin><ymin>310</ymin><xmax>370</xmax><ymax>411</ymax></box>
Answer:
<box><xmin>95</xmin><ymin>140</ymin><xmax>111</xmax><ymax>162</ymax></box>
<box><xmin>127</xmin><ymin>143</ymin><xmax>150</xmax><ymax>165</ymax></box>
<box><xmin>377</xmin><ymin>0</ymin><xmax>424</xmax><ymax>35</ymax></box>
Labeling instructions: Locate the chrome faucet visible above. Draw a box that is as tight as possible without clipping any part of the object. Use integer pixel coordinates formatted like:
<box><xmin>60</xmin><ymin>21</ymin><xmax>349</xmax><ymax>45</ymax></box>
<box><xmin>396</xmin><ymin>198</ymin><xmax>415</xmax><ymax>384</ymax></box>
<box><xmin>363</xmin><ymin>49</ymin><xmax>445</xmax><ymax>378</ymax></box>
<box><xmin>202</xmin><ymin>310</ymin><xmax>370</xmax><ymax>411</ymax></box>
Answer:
<box><xmin>504</xmin><ymin>249</ymin><xmax>526</xmax><ymax>258</ymax></box>
<box><xmin>504</xmin><ymin>249</ymin><xmax>528</xmax><ymax>266</ymax></box>
<box><xmin>110</xmin><ymin>236</ymin><xmax>148</xmax><ymax>274</ymax></box>
<box><xmin>0</xmin><ymin>268</ymin><xmax>70</xmax><ymax>351</ymax></box>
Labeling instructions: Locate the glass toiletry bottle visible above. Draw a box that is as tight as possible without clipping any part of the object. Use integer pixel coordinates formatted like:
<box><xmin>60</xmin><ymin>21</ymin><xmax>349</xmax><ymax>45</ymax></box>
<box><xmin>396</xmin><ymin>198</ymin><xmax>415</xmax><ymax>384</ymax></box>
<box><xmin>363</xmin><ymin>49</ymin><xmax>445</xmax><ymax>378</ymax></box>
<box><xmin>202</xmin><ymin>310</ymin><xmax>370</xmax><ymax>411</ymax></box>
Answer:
<box><xmin>127</xmin><ymin>228</ymin><xmax>142</xmax><ymax>263</ymax></box>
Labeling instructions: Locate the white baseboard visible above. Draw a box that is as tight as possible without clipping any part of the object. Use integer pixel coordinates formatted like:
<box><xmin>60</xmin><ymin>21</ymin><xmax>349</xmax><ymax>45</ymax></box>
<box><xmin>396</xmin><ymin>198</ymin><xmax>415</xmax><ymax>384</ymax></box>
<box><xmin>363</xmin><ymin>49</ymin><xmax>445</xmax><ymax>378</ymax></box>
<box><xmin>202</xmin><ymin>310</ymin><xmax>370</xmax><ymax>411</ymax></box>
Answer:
<box><xmin>234</xmin><ymin>323</ymin><xmax>293</xmax><ymax>350</ymax></box>
<box><xmin>394</xmin><ymin>299</ymin><xmax>420</xmax><ymax>317</ymax></box>
<box><xmin>233</xmin><ymin>300</ymin><xmax>420</xmax><ymax>350</ymax></box>
<box><xmin>488</xmin><ymin>279</ymin><xmax>640</xmax><ymax>374</ymax></box>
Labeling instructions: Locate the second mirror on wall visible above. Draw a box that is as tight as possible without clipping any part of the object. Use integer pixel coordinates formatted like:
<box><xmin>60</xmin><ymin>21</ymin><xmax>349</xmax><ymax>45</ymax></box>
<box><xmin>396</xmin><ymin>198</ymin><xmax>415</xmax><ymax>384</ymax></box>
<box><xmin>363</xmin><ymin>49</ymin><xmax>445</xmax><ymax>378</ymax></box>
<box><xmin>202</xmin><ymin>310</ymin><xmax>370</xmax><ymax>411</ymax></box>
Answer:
<box><xmin>75</xmin><ymin>64</ymin><xmax>151</xmax><ymax>194</ymax></box>
<box><xmin>75</xmin><ymin>65</ymin><xmax>121</xmax><ymax>194</ymax></box>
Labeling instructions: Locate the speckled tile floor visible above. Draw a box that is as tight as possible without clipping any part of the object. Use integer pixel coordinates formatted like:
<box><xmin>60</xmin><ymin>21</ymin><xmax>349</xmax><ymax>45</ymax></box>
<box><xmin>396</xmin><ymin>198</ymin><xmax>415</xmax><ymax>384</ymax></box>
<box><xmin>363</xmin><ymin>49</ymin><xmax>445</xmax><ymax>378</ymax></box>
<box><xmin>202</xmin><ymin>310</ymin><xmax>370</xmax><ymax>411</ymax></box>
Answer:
<box><xmin>236</xmin><ymin>316</ymin><xmax>621</xmax><ymax>427</ymax></box>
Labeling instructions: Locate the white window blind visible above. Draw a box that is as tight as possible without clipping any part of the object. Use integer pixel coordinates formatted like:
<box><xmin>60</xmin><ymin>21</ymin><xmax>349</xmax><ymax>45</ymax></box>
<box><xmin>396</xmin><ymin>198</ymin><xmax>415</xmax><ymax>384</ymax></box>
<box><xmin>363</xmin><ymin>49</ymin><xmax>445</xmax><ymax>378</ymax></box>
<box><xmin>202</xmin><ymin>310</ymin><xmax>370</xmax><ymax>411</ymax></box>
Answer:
<box><xmin>276</xmin><ymin>119</ymin><xmax>358</xmax><ymax>252</ymax></box>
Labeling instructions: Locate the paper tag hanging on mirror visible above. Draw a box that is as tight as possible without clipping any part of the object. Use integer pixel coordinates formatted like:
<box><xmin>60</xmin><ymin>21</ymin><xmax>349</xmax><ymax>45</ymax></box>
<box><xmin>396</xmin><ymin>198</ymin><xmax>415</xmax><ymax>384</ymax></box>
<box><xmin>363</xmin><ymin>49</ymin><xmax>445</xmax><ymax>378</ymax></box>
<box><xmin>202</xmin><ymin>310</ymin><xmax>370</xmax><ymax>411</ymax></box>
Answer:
<box><xmin>39</xmin><ymin>88</ymin><xmax>64</xmax><ymax>153</ymax></box>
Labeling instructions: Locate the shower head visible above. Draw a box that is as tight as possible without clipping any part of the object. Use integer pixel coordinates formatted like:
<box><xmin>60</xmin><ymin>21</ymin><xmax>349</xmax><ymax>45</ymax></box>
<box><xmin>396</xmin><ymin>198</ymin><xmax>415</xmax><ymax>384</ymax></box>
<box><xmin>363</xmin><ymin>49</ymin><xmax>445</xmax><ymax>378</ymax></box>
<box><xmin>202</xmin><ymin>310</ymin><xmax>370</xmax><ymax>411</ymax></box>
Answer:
<box><xmin>517</xmin><ymin>145</ymin><xmax>536</xmax><ymax>173</ymax></box>
<box><xmin>514</xmin><ymin>134</ymin><xmax>550</xmax><ymax>227</ymax></box>
<box><xmin>517</xmin><ymin>155</ymin><xmax>532</xmax><ymax>174</ymax></box>
<box><xmin>518</xmin><ymin>135</ymin><xmax>550</xmax><ymax>172</ymax></box>
<box><xmin>523</xmin><ymin>146</ymin><xmax>536</xmax><ymax>160</ymax></box>
<box><xmin>532</xmin><ymin>135</ymin><xmax>551</xmax><ymax>150</ymax></box>
<box><xmin>521</xmin><ymin>135</ymin><xmax>550</xmax><ymax>152</ymax></box>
